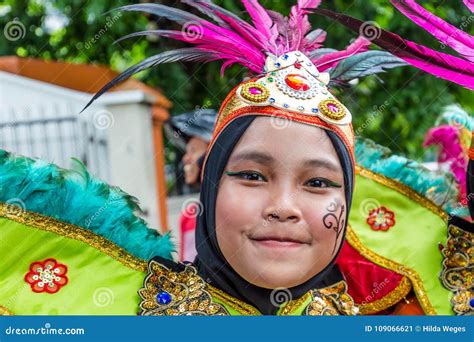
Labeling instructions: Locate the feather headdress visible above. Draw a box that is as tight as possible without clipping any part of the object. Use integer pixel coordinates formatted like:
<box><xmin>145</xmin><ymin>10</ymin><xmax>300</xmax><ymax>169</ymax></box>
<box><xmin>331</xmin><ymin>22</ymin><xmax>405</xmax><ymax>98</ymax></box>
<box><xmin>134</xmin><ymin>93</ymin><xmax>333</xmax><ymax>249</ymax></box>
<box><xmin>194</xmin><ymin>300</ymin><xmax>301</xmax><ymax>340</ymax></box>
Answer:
<box><xmin>83</xmin><ymin>0</ymin><xmax>406</xmax><ymax>111</ymax></box>
<box><xmin>308</xmin><ymin>1</ymin><xmax>474</xmax><ymax>89</ymax></box>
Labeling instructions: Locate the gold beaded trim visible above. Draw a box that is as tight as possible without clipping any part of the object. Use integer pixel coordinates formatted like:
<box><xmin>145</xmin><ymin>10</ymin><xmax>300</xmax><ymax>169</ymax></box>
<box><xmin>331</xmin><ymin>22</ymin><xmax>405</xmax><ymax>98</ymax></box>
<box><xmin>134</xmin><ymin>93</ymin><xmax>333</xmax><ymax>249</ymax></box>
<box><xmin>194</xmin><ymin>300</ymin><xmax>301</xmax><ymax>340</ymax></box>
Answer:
<box><xmin>440</xmin><ymin>224</ymin><xmax>473</xmax><ymax>315</ymax></box>
<box><xmin>0</xmin><ymin>202</ymin><xmax>147</xmax><ymax>272</ymax></box>
<box><xmin>138</xmin><ymin>260</ymin><xmax>229</xmax><ymax>316</ymax></box>
<box><xmin>240</xmin><ymin>82</ymin><xmax>270</xmax><ymax>103</ymax></box>
<box><xmin>207</xmin><ymin>285</ymin><xmax>261</xmax><ymax>315</ymax></box>
<box><xmin>318</xmin><ymin>99</ymin><xmax>346</xmax><ymax>121</ymax></box>
<box><xmin>278</xmin><ymin>292</ymin><xmax>312</xmax><ymax>315</ymax></box>
<box><xmin>0</xmin><ymin>305</ymin><xmax>13</xmax><ymax>315</ymax></box>
<box><xmin>346</xmin><ymin>225</ymin><xmax>436</xmax><ymax>315</ymax></box>
<box><xmin>356</xmin><ymin>166</ymin><xmax>449</xmax><ymax>220</ymax></box>
<box><xmin>306</xmin><ymin>281</ymin><xmax>358</xmax><ymax>315</ymax></box>
<box><xmin>357</xmin><ymin>276</ymin><xmax>412</xmax><ymax>314</ymax></box>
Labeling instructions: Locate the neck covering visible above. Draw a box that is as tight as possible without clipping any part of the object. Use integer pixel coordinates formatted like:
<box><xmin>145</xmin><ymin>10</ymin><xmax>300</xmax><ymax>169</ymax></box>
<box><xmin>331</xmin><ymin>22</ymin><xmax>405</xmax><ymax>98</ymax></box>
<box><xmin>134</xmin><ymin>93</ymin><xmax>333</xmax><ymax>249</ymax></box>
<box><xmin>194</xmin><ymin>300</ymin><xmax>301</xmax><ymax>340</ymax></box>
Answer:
<box><xmin>194</xmin><ymin>115</ymin><xmax>353</xmax><ymax>315</ymax></box>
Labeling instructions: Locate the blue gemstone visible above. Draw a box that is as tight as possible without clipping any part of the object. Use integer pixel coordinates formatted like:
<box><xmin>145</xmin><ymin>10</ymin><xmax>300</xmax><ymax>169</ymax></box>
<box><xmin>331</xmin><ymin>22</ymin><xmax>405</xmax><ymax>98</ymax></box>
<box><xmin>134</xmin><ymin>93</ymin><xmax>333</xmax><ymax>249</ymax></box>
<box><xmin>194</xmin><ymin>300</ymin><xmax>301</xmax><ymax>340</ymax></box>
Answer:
<box><xmin>269</xmin><ymin>98</ymin><xmax>275</xmax><ymax>103</ymax></box>
<box><xmin>283</xmin><ymin>103</ymin><xmax>289</xmax><ymax>108</ymax></box>
<box><xmin>312</xmin><ymin>108</ymin><xmax>319</xmax><ymax>113</ymax></box>
<box><xmin>274</xmin><ymin>62</ymin><xmax>281</xmax><ymax>68</ymax></box>
<box><xmin>156</xmin><ymin>291</ymin><xmax>171</xmax><ymax>305</ymax></box>
<box><xmin>282</xmin><ymin>54</ymin><xmax>288</xmax><ymax>60</ymax></box>
<box><xmin>470</xmin><ymin>297</ymin><xmax>474</xmax><ymax>308</ymax></box>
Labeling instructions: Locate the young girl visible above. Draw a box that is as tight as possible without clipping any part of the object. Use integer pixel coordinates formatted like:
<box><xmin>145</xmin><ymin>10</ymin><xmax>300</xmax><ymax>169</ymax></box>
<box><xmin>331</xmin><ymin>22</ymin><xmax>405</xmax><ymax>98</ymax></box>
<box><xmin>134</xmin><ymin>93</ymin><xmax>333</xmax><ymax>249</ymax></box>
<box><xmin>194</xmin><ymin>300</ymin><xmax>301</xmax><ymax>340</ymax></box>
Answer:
<box><xmin>2</xmin><ymin>1</ymin><xmax>467</xmax><ymax>316</ymax></box>
<box><xmin>81</xmin><ymin>1</ymin><xmax>397</xmax><ymax>316</ymax></box>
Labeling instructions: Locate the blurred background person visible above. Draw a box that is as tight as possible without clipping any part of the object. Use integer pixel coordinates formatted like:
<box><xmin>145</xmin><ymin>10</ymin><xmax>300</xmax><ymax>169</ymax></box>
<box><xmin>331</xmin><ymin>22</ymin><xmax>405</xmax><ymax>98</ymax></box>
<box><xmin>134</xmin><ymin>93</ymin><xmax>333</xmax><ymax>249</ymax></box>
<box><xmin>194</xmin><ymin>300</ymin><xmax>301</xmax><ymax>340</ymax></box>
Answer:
<box><xmin>165</xmin><ymin>109</ymin><xmax>217</xmax><ymax>261</ymax></box>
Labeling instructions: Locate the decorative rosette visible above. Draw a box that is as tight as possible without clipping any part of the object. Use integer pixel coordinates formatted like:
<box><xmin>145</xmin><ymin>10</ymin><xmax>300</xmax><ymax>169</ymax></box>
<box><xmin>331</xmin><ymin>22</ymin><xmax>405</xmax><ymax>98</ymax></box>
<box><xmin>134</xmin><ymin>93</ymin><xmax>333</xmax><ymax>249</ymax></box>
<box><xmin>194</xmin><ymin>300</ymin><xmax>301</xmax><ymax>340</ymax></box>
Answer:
<box><xmin>24</xmin><ymin>258</ymin><xmax>68</xmax><ymax>294</ymax></box>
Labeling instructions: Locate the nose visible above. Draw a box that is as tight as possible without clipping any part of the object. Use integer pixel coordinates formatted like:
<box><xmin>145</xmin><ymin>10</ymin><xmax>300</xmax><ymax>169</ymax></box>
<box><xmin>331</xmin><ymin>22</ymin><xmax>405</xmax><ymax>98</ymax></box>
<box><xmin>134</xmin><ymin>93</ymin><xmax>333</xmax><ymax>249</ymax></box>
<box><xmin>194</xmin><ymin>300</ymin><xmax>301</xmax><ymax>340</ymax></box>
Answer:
<box><xmin>263</xmin><ymin>185</ymin><xmax>302</xmax><ymax>223</ymax></box>
<box><xmin>182</xmin><ymin>152</ymin><xmax>191</xmax><ymax>164</ymax></box>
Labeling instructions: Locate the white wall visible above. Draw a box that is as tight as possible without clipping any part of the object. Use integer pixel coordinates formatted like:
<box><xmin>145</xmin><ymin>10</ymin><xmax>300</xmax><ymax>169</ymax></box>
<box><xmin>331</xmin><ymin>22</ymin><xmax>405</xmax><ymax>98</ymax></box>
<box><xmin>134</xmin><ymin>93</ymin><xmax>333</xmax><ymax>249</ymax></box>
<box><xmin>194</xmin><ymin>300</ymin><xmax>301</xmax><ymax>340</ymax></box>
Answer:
<box><xmin>0</xmin><ymin>71</ymin><xmax>162</xmax><ymax>229</ymax></box>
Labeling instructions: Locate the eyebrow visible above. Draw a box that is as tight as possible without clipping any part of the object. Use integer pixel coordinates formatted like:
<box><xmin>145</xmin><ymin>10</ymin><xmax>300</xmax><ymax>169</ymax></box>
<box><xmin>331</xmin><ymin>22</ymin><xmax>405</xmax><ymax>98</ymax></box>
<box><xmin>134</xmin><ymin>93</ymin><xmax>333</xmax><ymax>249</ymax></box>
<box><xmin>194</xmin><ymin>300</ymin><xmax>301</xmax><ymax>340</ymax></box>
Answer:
<box><xmin>229</xmin><ymin>150</ymin><xmax>340</xmax><ymax>172</ymax></box>
<box><xmin>229</xmin><ymin>151</ymin><xmax>274</xmax><ymax>166</ymax></box>
<box><xmin>303</xmin><ymin>158</ymin><xmax>340</xmax><ymax>172</ymax></box>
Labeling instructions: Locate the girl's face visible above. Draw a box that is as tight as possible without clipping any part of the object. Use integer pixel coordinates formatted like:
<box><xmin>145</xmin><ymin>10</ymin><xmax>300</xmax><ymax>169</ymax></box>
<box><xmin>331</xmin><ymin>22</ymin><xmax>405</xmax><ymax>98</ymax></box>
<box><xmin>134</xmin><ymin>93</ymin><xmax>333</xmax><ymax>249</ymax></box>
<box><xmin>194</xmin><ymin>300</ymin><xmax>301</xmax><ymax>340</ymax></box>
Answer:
<box><xmin>215</xmin><ymin>116</ymin><xmax>346</xmax><ymax>289</ymax></box>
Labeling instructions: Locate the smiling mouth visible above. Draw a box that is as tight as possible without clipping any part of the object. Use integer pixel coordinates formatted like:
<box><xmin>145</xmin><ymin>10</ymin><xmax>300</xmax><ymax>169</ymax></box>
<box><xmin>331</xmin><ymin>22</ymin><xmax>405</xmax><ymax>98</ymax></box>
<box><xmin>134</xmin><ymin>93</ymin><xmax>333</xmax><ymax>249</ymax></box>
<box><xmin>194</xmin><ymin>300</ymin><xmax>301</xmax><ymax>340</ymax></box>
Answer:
<box><xmin>249</xmin><ymin>236</ymin><xmax>308</xmax><ymax>248</ymax></box>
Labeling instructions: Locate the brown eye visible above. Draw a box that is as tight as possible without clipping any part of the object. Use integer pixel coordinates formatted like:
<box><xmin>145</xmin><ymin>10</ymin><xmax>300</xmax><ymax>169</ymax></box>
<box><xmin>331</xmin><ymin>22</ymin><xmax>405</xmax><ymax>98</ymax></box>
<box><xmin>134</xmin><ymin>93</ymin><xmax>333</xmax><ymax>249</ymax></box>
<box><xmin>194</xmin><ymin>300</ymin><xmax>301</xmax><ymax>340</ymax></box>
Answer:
<box><xmin>305</xmin><ymin>178</ymin><xmax>330</xmax><ymax>188</ymax></box>
<box><xmin>226</xmin><ymin>171</ymin><xmax>266</xmax><ymax>182</ymax></box>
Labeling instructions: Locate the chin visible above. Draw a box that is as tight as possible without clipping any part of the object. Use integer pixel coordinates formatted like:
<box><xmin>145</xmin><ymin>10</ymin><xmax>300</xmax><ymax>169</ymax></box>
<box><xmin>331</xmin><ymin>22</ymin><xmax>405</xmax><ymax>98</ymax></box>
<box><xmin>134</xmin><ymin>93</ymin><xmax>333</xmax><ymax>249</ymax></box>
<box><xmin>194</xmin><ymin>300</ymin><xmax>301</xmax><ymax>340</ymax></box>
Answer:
<box><xmin>244</xmin><ymin>266</ymin><xmax>314</xmax><ymax>290</ymax></box>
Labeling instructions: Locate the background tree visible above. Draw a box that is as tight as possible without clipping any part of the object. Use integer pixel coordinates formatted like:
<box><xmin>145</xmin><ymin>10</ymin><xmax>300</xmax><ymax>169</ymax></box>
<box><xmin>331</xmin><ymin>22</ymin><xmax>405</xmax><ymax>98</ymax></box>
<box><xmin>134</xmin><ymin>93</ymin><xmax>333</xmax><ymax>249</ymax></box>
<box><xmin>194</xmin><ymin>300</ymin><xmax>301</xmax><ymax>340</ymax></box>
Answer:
<box><xmin>1</xmin><ymin>0</ymin><xmax>473</xmax><ymax>162</ymax></box>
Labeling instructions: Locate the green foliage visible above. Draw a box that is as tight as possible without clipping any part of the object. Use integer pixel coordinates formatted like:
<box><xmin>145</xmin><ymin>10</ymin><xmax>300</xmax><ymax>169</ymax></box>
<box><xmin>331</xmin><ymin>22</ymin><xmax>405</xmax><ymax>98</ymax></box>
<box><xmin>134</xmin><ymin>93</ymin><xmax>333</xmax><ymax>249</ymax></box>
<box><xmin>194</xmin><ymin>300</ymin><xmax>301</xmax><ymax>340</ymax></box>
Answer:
<box><xmin>1</xmin><ymin>0</ymin><xmax>472</xmax><ymax>160</ymax></box>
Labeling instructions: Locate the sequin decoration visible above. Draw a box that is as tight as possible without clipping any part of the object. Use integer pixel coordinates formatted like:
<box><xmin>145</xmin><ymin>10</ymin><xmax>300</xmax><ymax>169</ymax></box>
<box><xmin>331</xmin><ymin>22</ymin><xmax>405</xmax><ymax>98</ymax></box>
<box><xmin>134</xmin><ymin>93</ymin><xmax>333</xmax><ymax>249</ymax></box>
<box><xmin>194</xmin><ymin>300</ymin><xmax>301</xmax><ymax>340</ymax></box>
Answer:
<box><xmin>24</xmin><ymin>258</ymin><xmax>68</xmax><ymax>294</ymax></box>
<box><xmin>240</xmin><ymin>82</ymin><xmax>270</xmax><ymax>103</ymax></box>
<box><xmin>139</xmin><ymin>260</ymin><xmax>229</xmax><ymax>316</ymax></box>
<box><xmin>366</xmin><ymin>206</ymin><xmax>396</xmax><ymax>231</ymax></box>
<box><xmin>305</xmin><ymin>281</ymin><xmax>358</xmax><ymax>315</ymax></box>
<box><xmin>318</xmin><ymin>99</ymin><xmax>347</xmax><ymax>121</ymax></box>
<box><xmin>440</xmin><ymin>224</ymin><xmax>473</xmax><ymax>315</ymax></box>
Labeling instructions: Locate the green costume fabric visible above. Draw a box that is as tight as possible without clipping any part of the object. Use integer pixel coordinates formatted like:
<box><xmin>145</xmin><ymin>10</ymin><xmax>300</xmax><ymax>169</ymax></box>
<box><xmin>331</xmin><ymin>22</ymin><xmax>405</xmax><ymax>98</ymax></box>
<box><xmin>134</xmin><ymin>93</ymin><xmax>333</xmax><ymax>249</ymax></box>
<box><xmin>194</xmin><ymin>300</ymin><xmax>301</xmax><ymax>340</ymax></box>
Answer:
<box><xmin>0</xmin><ymin>140</ymin><xmax>462</xmax><ymax>315</ymax></box>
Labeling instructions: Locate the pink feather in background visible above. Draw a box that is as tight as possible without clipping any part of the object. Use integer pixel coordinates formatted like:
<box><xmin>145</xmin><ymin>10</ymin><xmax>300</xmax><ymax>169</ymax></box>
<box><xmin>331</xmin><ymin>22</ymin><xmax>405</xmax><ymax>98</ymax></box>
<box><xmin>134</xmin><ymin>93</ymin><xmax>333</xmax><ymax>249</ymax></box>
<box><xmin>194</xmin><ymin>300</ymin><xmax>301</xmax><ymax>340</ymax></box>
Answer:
<box><xmin>424</xmin><ymin>125</ymin><xmax>468</xmax><ymax>198</ymax></box>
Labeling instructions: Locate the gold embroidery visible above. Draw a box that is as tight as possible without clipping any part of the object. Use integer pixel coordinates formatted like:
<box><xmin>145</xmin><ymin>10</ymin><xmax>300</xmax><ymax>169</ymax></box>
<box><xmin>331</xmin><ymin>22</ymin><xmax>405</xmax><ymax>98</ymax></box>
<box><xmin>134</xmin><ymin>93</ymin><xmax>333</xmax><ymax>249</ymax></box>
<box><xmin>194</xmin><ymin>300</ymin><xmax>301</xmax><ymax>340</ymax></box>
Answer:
<box><xmin>346</xmin><ymin>226</ymin><xmax>436</xmax><ymax>315</ymax></box>
<box><xmin>0</xmin><ymin>305</ymin><xmax>13</xmax><ymax>315</ymax></box>
<box><xmin>279</xmin><ymin>292</ymin><xmax>311</xmax><ymax>315</ymax></box>
<box><xmin>358</xmin><ymin>276</ymin><xmax>412</xmax><ymax>314</ymax></box>
<box><xmin>306</xmin><ymin>281</ymin><xmax>358</xmax><ymax>315</ymax></box>
<box><xmin>355</xmin><ymin>166</ymin><xmax>448</xmax><ymax>220</ymax></box>
<box><xmin>440</xmin><ymin>224</ymin><xmax>473</xmax><ymax>315</ymax></box>
<box><xmin>0</xmin><ymin>202</ymin><xmax>147</xmax><ymax>272</ymax></box>
<box><xmin>138</xmin><ymin>260</ymin><xmax>229</xmax><ymax>315</ymax></box>
<box><xmin>207</xmin><ymin>285</ymin><xmax>261</xmax><ymax>315</ymax></box>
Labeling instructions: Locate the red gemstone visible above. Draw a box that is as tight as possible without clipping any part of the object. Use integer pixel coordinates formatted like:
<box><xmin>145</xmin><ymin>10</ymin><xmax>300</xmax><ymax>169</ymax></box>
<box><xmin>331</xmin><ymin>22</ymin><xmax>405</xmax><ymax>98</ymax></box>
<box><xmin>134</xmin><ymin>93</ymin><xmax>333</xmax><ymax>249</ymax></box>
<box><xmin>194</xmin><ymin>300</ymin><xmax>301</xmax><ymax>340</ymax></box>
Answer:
<box><xmin>285</xmin><ymin>74</ymin><xmax>310</xmax><ymax>91</ymax></box>
<box><xmin>294</xmin><ymin>62</ymin><xmax>302</xmax><ymax>69</ymax></box>
<box><xmin>249</xmin><ymin>87</ymin><xmax>262</xmax><ymax>95</ymax></box>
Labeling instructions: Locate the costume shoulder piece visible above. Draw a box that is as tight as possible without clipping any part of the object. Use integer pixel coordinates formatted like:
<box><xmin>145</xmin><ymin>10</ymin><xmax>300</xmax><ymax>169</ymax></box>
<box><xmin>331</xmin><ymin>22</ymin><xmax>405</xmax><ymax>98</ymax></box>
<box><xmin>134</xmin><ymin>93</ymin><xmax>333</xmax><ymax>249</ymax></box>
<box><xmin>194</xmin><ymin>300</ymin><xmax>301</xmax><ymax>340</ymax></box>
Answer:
<box><xmin>338</xmin><ymin>137</ymin><xmax>467</xmax><ymax>315</ymax></box>
<box><xmin>138</xmin><ymin>258</ymin><xmax>357</xmax><ymax>316</ymax></box>
<box><xmin>440</xmin><ymin>216</ymin><xmax>473</xmax><ymax>315</ymax></box>
<box><xmin>0</xmin><ymin>150</ymin><xmax>173</xmax><ymax>315</ymax></box>
<box><xmin>138</xmin><ymin>259</ymin><xmax>228</xmax><ymax>315</ymax></box>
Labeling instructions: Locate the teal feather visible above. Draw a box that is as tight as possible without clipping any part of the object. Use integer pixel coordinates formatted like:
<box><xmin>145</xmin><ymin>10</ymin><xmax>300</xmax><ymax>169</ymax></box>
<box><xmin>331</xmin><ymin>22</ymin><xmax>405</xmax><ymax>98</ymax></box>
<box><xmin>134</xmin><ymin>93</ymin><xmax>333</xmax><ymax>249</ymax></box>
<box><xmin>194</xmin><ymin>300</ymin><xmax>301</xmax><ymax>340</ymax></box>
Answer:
<box><xmin>355</xmin><ymin>137</ymin><xmax>468</xmax><ymax>216</ymax></box>
<box><xmin>0</xmin><ymin>150</ymin><xmax>174</xmax><ymax>261</ymax></box>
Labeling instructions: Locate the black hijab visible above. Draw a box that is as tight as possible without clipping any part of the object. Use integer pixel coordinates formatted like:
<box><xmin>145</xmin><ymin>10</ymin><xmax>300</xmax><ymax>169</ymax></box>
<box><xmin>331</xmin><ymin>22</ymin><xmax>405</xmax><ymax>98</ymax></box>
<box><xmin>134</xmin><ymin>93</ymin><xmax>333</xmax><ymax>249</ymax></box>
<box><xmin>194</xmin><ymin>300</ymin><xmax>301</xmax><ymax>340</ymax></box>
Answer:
<box><xmin>194</xmin><ymin>115</ymin><xmax>354</xmax><ymax>315</ymax></box>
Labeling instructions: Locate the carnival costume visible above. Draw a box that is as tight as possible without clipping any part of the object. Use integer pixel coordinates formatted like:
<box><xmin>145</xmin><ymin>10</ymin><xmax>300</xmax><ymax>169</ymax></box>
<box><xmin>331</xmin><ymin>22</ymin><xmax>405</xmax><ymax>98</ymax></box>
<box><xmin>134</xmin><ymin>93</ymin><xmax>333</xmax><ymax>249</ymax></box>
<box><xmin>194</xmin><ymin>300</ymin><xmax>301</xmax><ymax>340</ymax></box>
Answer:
<box><xmin>0</xmin><ymin>0</ymin><xmax>472</xmax><ymax>315</ymax></box>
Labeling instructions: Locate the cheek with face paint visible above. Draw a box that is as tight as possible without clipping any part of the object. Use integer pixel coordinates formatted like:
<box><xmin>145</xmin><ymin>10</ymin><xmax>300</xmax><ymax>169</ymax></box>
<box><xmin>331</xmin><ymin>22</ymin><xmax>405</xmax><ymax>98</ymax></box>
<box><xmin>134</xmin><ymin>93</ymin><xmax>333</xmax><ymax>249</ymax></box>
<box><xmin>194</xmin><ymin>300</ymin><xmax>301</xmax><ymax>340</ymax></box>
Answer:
<box><xmin>215</xmin><ymin>117</ymin><xmax>347</xmax><ymax>290</ymax></box>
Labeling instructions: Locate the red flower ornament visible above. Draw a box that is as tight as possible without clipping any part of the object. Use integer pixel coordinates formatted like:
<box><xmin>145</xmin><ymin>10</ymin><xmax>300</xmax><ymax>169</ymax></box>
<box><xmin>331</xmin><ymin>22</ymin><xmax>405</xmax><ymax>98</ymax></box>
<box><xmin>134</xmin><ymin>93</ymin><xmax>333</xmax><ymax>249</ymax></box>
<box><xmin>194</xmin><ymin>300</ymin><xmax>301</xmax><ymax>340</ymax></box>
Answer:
<box><xmin>367</xmin><ymin>206</ymin><xmax>396</xmax><ymax>231</ymax></box>
<box><xmin>24</xmin><ymin>258</ymin><xmax>68</xmax><ymax>294</ymax></box>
